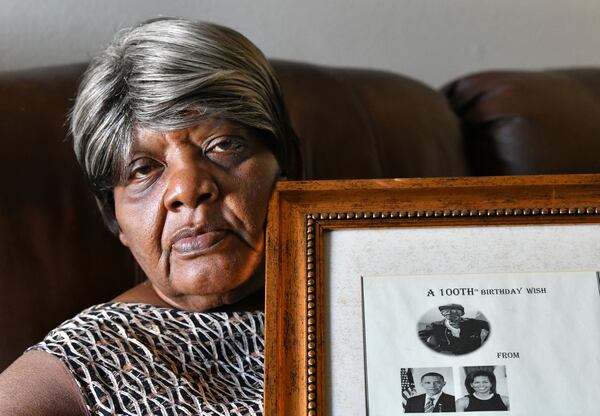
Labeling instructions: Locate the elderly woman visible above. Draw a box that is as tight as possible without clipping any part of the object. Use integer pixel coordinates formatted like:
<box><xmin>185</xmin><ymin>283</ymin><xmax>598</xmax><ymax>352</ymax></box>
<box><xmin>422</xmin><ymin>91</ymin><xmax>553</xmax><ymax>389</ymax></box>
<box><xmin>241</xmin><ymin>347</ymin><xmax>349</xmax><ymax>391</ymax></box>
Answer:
<box><xmin>0</xmin><ymin>18</ymin><xmax>299</xmax><ymax>415</ymax></box>
<box><xmin>456</xmin><ymin>370</ymin><xmax>509</xmax><ymax>412</ymax></box>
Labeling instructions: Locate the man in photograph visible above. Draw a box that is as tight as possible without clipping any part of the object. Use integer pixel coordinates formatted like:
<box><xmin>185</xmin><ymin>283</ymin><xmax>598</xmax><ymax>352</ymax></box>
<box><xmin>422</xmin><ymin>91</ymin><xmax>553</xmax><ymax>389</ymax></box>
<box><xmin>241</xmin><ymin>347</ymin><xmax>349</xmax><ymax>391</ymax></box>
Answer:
<box><xmin>404</xmin><ymin>372</ymin><xmax>455</xmax><ymax>413</ymax></box>
<box><xmin>419</xmin><ymin>304</ymin><xmax>490</xmax><ymax>355</ymax></box>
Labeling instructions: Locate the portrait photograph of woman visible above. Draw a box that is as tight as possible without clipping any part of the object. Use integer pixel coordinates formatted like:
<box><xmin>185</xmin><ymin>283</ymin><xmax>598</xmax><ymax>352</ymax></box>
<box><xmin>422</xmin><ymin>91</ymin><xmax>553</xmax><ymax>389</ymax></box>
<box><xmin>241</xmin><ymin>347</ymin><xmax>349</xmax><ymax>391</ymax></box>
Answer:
<box><xmin>456</xmin><ymin>366</ymin><xmax>510</xmax><ymax>412</ymax></box>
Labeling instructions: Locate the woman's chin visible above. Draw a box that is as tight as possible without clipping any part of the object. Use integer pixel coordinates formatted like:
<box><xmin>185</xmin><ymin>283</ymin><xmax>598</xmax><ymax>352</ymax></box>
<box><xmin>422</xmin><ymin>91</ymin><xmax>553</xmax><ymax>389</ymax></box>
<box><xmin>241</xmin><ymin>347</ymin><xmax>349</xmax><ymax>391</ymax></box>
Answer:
<box><xmin>167</xmin><ymin>272</ymin><xmax>251</xmax><ymax>299</ymax></box>
<box><xmin>157</xmin><ymin>261</ymin><xmax>263</xmax><ymax>309</ymax></box>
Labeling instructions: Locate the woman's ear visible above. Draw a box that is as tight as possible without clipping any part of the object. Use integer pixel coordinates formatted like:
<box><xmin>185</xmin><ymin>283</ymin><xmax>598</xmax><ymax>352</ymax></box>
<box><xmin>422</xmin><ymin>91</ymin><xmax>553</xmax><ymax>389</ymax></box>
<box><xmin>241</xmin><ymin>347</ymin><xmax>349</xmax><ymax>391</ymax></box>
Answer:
<box><xmin>118</xmin><ymin>232</ymin><xmax>129</xmax><ymax>247</ymax></box>
<box><xmin>118</xmin><ymin>226</ymin><xmax>129</xmax><ymax>247</ymax></box>
<box><xmin>109</xmin><ymin>216</ymin><xmax>129</xmax><ymax>247</ymax></box>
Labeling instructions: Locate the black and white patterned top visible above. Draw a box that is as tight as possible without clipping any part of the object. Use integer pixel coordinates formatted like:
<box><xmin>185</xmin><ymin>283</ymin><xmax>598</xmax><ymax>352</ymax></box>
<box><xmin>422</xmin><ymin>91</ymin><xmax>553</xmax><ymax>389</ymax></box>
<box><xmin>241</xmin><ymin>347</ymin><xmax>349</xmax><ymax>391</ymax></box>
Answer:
<box><xmin>28</xmin><ymin>302</ymin><xmax>264</xmax><ymax>416</ymax></box>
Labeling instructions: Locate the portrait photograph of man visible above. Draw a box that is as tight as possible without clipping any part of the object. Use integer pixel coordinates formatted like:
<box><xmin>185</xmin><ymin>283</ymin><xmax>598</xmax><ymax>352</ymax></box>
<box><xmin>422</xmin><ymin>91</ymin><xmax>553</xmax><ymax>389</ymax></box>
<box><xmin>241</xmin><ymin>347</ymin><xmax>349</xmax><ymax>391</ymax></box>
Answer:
<box><xmin>418</xmin><ymin>304</ymin><xmax>490</xmax><ymax>355</ymax></box>
<box><xmin>402</xmin><ymin>368</ymin><xmax>455</xmax><ymax>413</ymax></box>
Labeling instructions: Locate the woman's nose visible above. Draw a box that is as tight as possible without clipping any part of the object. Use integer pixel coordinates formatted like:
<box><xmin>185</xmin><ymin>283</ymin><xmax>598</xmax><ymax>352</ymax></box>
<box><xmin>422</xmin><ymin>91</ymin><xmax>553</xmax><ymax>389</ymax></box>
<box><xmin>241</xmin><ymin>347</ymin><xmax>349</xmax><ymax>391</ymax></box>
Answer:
<box><xmin>163</xmin><ymin>163</ymin><xmax>219</xmax><ymax>211</ymax></box>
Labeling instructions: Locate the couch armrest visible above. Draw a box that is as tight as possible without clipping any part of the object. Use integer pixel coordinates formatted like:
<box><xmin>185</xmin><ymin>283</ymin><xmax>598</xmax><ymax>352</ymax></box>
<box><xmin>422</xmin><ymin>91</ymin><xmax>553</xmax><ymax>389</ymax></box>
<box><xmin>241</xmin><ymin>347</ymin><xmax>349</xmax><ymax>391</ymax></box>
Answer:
<box><xmin>443</xmin><ymin>68</ymin><xmax>600</xmax><ymax>175</ymax></box>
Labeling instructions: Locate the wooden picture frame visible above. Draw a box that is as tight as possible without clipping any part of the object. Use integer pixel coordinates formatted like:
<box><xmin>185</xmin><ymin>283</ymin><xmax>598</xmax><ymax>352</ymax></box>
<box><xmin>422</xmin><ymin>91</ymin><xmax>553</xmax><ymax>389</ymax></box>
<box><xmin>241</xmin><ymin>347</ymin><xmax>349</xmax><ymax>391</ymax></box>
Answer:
<box><xmin>264</xmin><ymin>174</ymin><xmax>600</xmax><ymax>416</ymax></box>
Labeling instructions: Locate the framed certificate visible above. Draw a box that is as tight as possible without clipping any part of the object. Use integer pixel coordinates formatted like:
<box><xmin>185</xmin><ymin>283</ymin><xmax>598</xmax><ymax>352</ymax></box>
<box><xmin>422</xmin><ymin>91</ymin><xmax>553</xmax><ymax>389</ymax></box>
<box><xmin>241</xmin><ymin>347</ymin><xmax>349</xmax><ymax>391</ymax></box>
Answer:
<box><xmin>264</xmin><ymin>174</ymin><xmax>600</xmax><ymax>416</ymax></box>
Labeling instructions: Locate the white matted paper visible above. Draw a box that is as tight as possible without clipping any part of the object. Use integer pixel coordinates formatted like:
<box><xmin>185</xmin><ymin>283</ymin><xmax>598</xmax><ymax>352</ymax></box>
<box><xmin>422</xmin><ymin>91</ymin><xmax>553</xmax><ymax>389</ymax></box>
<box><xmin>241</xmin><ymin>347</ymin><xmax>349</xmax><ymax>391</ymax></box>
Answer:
<box><xmin>323</xmin><ymin>224</ymin><xmax>600</xmax><ymax>416</ymax></box>
<box><xmin>363</xmin><ymin>271</ymin><xmax>600</xmax><ymax>415</ymax></box>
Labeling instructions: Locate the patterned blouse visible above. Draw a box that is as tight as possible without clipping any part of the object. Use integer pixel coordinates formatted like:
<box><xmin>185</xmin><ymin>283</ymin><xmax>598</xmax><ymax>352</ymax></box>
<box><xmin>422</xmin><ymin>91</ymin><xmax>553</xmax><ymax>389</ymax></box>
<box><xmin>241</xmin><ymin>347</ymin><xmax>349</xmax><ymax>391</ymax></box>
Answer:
<box><xmin>28</xmin><ymin>303</ymin><xmax>264</xmax><ymax>415</ymax></box>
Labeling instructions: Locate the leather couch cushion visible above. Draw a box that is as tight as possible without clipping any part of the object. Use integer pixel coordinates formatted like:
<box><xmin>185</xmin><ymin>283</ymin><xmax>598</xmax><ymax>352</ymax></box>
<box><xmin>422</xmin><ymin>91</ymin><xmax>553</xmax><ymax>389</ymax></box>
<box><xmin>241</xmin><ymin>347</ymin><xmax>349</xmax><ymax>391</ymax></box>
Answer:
<box><xmin>274</xmin><ymin>61</ymin><xmax>467</xmax><ymax>179</ymax></box>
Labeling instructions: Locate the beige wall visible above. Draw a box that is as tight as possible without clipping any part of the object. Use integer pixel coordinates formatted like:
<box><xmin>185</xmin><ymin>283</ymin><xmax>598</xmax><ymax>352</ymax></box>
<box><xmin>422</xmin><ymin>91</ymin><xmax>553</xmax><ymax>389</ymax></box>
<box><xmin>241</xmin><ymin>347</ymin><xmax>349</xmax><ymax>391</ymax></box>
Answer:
<box><xmin>1</xmin><ymin>0</ymin><xmax>599</xmax><ymax>87</ymax></box>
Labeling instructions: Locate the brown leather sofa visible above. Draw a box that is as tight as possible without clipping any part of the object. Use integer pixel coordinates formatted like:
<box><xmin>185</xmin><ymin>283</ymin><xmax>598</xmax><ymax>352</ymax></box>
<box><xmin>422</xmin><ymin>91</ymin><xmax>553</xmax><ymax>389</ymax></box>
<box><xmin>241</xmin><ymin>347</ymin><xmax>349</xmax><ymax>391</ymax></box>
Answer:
<box><xmin>2</xmin><ymin>60</ymin><xmax>600</xmax><ymax>371</ymax></box>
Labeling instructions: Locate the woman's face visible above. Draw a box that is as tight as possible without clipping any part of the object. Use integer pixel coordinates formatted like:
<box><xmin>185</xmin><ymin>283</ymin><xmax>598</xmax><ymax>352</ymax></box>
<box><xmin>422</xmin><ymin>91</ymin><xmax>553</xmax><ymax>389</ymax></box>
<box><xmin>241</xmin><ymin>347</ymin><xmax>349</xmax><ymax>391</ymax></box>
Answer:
<box><xmin>471</xmin><ymin>375</ymin><xmax>492</xmax><ymax>394</ymax></box>
<box><xmin>113</xmin><ymin>118</ymin><xmax>280</xmax><ymax>310</ymax></box>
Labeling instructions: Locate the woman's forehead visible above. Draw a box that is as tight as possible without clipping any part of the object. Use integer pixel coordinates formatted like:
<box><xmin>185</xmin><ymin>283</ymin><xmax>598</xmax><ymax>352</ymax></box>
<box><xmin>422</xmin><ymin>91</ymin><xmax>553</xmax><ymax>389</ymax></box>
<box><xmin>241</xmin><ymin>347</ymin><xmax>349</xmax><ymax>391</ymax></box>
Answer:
<box><xmin>130</xmin><ymin>118</ymin><xmax>251</xmax><ymax>151</ymax></box>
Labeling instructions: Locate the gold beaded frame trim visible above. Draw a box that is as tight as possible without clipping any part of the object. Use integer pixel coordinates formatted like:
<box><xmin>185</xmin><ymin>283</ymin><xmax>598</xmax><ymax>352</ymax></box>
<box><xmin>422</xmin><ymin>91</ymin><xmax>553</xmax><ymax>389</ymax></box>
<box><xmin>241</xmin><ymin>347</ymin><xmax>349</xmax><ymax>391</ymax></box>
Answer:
<box><xmin>303</xmin><ymin>205</ymin><xmax>600</xmax><ymax>415</ymax></box>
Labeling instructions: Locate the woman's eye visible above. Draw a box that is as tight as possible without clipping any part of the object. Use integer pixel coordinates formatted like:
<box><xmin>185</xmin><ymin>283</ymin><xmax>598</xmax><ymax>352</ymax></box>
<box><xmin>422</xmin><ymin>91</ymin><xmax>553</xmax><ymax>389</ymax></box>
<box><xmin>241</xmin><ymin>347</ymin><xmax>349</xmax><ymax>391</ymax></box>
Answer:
<box><xmin>128</xmin><ymin>158</ymin><xmax>162</xmax><ymax>180</ymax></box>
<box><xmin>205</xmin><ymin>137</ymin><xmax>246</xmax><ymax>155</ymax></box>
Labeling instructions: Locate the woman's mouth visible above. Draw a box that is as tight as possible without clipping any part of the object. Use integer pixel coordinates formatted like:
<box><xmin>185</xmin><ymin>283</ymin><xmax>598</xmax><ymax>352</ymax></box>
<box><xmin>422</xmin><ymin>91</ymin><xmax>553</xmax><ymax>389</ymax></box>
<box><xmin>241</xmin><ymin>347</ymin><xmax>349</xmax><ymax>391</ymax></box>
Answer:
<box><xmin>171</xmin><ymin>230</ymin><xmax>228</xmax><ymax>256</ymax></box>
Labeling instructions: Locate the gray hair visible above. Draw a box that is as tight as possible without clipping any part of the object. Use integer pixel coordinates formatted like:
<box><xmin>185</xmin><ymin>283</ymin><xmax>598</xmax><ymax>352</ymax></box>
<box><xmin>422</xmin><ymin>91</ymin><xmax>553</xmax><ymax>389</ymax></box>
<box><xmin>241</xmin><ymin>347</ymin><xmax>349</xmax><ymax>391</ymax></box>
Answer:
<box><xmin>71</xmin><ymin>18</ymin><xmax>300</xmax><ymax>234</ymax></box>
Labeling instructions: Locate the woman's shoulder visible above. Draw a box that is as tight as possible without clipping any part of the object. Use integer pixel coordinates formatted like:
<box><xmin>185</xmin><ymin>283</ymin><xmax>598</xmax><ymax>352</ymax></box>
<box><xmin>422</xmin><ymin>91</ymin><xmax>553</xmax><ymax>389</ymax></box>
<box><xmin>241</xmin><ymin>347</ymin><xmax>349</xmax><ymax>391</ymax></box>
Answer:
<box><xmin>499</xmin><ymin>394</ymin><xmax>510</xmax><ymax>408</ymax></box>
<box><xmin>29</xmin><ymin>302</ymin><xmax>163</xmax><ymax>351</ymax></box>
<box><xmin>455</xmin><ymin>395</ymin><xmax>470</xmax><ymax>411</ymax></box>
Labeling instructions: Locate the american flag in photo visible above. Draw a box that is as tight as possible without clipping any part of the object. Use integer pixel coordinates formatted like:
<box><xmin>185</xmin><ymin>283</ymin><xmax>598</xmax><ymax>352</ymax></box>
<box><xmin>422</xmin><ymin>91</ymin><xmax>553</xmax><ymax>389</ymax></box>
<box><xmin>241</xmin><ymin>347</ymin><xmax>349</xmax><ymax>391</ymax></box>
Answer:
<box><xmin>401</xmin><ymin>368</ymin><xmax>417</xmax><ymax>409</ymax></box>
